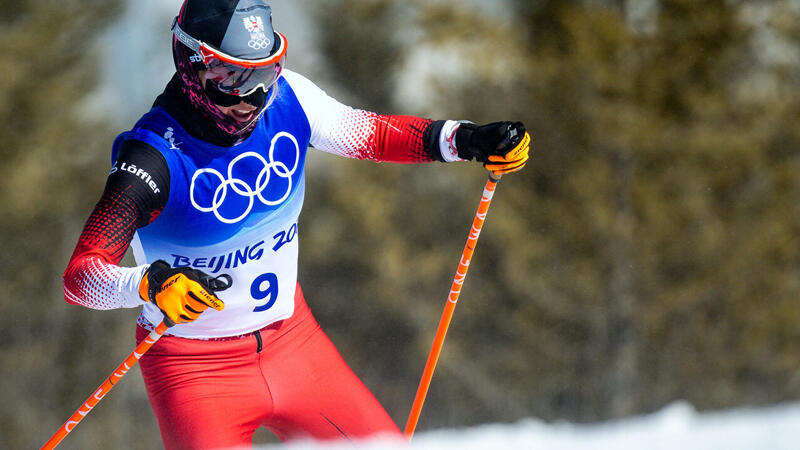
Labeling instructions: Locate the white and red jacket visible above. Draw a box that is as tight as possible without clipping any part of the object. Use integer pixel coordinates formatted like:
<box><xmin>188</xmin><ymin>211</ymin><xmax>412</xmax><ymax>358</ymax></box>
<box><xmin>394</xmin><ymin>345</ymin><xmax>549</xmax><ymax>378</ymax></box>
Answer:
<box><xmin>64</xmin><ymin>70</ymin><xmax>463</xmax><ymax>338</ymax></box>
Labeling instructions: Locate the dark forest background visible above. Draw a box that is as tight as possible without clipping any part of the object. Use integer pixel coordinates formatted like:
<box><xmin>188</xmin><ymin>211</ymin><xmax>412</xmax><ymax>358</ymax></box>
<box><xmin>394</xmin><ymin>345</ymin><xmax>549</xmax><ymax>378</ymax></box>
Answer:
<box><xmin>3</xmin><ymin>0</ymin><xmax>800</xmax><ymax>448</ymax></box>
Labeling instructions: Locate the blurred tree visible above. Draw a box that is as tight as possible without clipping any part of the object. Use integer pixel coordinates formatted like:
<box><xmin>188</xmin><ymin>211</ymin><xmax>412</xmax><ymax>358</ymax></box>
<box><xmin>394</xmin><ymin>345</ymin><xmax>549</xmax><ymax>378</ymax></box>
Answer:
<box><xmin>303</xmin><ymin>0</ymin><xmax>800</xmax><ymax>430</ymax></box>
<box><xmin>0</xmin><ymin>1</ymin><xmax>164</xmax><ymax>448</ymax></box>
<box><xmin>6</xmin><ymin>0</ymin><xmax>800</xmax><ymax>446</ymax></box>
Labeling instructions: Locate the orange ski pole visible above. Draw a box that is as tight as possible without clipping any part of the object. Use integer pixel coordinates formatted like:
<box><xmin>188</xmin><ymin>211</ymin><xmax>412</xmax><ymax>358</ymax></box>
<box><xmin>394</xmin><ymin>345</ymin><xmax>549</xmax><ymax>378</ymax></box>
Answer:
<box><xmin>404</xmin><ymin>173</ymin><xmax>501</xmax><ymax>439</ymax></box>
<box><xmin>42</xmin><ymin>321</ymin><xmax>171</xmax><ymax>450</ymax></box>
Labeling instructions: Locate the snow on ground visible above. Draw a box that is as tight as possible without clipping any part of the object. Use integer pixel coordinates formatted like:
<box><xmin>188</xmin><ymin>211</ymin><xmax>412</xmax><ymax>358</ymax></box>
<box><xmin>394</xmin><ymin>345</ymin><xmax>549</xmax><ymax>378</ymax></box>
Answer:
<box><xmin>258</xmin><ymin>401</ymin><xmax>800</xmax><ymax>450</ymax></box>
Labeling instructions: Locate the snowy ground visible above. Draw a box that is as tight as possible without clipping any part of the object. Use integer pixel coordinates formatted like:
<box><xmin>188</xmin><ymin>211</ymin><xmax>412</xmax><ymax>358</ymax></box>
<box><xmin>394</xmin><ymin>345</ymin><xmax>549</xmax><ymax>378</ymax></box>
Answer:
<box><xmin>258</xmin><ymin>402</ymin><xmax>800</xmax><ymax>450</ymax></box>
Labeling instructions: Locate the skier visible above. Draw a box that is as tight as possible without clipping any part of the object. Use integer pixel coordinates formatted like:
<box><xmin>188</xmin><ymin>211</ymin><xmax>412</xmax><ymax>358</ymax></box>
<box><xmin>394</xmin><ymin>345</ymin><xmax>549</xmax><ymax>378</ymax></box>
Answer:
<box><xmin>63</xmin><ymin>0</ymin><xmax>530</xmax><ymax>448</ymax></box>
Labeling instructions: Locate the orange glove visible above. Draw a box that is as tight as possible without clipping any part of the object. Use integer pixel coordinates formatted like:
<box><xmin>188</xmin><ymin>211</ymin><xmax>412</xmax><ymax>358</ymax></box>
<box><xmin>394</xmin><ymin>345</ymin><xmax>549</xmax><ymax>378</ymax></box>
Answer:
<box><xmin>455</xmin><ymin>121</ymin><xmax>531</xmax><ymax>175</ymax></box>
<box><xmin>139</xmin><ymin>260</ymin><xmax>230</xmax><ymax>327</ymax></box>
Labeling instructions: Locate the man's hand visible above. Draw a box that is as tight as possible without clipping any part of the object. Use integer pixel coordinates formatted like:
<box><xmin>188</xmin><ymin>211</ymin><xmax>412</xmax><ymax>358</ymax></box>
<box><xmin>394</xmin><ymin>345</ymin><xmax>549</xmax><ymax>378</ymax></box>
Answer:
<box><xmin>138</xmin><ymin>260</ymin><xmax>230</xmax><ymax>327</ymax></box>
<box><xmin>455</xmin><ymin>121</ymin><xmax>531</xmax><ymax>175</ymax></box>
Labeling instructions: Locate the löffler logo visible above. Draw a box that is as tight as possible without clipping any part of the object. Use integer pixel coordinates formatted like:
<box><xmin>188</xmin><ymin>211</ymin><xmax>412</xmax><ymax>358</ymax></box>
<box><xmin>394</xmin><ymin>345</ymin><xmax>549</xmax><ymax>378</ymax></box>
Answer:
<box><xmin>109</xmin><ymin>161</ymin><xmax>162</xmax><ymax>195</ymax></box>
<box><xmin>190</xmin><ymin>132</ymin><xmax>300</xmax><ymax>224</ymax></box>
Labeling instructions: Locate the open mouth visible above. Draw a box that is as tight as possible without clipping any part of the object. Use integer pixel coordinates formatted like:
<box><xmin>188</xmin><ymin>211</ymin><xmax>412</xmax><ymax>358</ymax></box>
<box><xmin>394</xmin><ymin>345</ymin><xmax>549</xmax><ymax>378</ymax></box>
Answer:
<box><xmin>229</xmin><ymin>108</ymin><xmax>256</xmax><ymax>122</ymax></box>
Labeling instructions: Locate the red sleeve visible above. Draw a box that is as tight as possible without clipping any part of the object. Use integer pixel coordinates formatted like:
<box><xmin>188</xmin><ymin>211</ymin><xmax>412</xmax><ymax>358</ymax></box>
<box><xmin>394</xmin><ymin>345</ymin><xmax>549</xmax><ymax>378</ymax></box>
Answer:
<box><xmin>307</xmin><ymin>107</ymin><xmax>446</xmax><ymax>163</ymax></box>
<box><xmin>361</xmin><ymin>113</ymin><xmax>436</xmax><ymax>163</ymax></box>
<box><xmin>63</xmin><ymin>183</ymin><xmax>148</xmax><ymax>309</ymax></box>
<box><xmin>63</xmin><ymin>140</ymin><xmax>169</xmax><ymax>309</ymax></box>
<box><xmin>283</xmin><ymin>70</ymin><xmax>447</xmax><ymax>163</ymax></box>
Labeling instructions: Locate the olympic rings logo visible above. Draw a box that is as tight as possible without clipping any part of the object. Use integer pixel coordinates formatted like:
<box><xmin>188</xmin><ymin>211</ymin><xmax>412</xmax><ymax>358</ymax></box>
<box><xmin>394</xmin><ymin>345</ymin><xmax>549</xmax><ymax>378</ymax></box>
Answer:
<box><xmin>190</xmin><ymin>132</ymin><xmax>300</xmax><ymax>224</ymax></box>
<box><xmin>248</xmin><ymin>39</ymin><xmax>271</xmax><ymax>50</ymax></box>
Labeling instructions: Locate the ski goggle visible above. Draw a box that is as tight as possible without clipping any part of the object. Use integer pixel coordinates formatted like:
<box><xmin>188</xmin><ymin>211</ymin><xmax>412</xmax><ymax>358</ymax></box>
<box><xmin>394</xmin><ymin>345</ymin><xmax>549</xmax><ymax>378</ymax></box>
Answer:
<box><xmin>172</xmin><ymin>17</ymin><xmax>287</xmax><ymax>96</ymax></box>
<box><xmin>205</xmin><ymin>80</ymin><xmax>268</xmax><ymax>107</ymax></box>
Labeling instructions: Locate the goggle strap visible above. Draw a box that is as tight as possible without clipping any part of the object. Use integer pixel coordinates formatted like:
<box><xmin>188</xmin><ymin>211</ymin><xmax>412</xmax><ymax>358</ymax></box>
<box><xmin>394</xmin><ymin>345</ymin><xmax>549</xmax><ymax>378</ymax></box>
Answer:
<box><xmin>171</xmin><ymin>17</ymin><xmax>202</xmax><ymax>54</ymax></box>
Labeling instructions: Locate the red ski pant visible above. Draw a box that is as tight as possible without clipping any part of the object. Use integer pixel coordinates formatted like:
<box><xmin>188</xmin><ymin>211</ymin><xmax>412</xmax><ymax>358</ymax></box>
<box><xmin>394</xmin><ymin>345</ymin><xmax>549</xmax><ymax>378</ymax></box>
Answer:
<box><xmin>137</xmin><ymin>284</ymin><xmax>401</xmax><ymax>449</ymax></box>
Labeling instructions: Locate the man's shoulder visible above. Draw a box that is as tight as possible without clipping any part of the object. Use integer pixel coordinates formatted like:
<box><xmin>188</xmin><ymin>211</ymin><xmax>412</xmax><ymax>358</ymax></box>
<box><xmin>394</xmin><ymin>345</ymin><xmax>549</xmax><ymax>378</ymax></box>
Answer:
<box><xmin>279</xmin><ymin>69</ymin><xmax>327</xmax><ymax>99</ymax></box>
<box><xmin>112</xmin><ymin>107</ymin><xmax>184</xmax><ymax>164</ymax></box>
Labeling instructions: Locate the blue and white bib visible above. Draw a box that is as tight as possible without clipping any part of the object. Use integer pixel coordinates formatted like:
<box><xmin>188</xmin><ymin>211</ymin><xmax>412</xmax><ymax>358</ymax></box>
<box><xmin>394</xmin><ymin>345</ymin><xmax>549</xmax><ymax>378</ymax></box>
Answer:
<box><xmin>112</xmin><ymin>76</ymin><xmax>311</xmax><ymax>338</ymax></box>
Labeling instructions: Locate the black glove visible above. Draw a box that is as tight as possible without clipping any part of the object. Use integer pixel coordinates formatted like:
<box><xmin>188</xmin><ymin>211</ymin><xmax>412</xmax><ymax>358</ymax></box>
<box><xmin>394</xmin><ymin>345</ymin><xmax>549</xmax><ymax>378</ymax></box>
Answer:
<box><xmin>138</xmin><ymin>260</ymin><xmax>232</xmax><ymax>327</ymax></box>
<box><xmin>455</xmin><ymin>121</ymin><xmax>531</xmax><ymax>175</ymax></box>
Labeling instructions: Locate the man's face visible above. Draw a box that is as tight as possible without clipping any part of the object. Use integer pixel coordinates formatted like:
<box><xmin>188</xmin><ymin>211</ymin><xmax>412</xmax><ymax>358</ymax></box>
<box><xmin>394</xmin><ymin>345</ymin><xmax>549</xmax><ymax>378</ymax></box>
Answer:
<box><xmin>198</xmin><ymin>71</ymin><xmax>259</xmax><ymax>123</ymax></box>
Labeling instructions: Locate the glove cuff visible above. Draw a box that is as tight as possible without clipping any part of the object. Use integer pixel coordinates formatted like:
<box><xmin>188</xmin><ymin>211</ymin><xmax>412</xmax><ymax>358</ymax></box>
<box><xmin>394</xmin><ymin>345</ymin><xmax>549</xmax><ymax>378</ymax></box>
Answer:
<box><xmin>138</xmin><ymin>275</ymin><xmax>150</xmax><ymax>302</ymax></box>
<box><xmin>140</xmin><ymin>260</ymin><xmax>171</xmax><ymax>303</ymax></box>
<box><xmin>455</xmin><ymin>122</ymin><xmax>479</xmax><ymax>161</ymax></box>
<box><xmin>436</xmin><ymin>120</ymin><xmax>467</xmax><ymax>162</ymax></box>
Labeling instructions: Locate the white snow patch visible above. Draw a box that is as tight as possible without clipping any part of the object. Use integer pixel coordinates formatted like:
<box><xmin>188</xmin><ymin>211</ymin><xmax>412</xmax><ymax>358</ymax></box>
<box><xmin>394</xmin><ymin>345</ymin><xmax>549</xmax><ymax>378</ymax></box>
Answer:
<box><xmin>257</xmin><ymin>401</ymin><xmax>800</xmax><ymax>450</ymax></box>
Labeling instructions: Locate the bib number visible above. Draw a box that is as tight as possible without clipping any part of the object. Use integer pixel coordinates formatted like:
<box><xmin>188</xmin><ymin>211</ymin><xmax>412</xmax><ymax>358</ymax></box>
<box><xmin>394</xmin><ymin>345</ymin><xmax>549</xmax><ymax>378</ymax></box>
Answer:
<box><xmin>251</xmin><ymin>272</ymin><xmax>278</xmax><ymax>312</ymax></box>
<box><xmin>250</xmin><ymin>223</ymin><xmax>297</xmax><ymax>312</ymax></box>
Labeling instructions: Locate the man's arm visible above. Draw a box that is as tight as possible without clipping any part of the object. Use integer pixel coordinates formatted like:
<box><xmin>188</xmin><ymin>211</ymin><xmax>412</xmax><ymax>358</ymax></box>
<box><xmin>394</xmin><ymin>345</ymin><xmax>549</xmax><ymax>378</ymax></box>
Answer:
<box><xmin>63</xmin><ymin>140</ymin><xmax>170</xmax><ymax>309</ymax></box>
<box><xmin>282</xmin><ymin>70</ymin><xmax>463</xmax><ymax>163</ymax></box>
<box><xmin>282</xmin><ymin>70</ymin><xmax>529</xmax><ymax>174</ymax></box>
